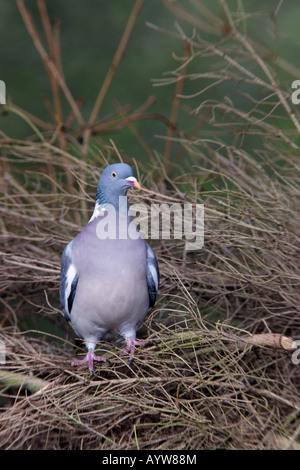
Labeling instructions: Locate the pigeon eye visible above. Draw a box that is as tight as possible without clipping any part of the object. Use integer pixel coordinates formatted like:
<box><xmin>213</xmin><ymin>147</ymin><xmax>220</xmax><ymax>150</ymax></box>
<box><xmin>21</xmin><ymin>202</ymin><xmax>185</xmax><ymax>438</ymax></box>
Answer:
<box><xmin>111</xmin><ymin>171</ymin><xmax>117</xmax><ymax>178</ymax></box>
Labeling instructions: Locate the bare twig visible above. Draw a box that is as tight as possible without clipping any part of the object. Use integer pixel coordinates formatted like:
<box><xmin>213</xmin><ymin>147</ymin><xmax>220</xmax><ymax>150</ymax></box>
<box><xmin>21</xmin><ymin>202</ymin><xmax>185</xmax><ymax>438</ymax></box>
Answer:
<box><xmin>16</xmin><ymin>0</ymin><xmax>85</xmax><ymax>128</ymax></box>
<box><xmin>82</xmin><ymin>0</ymin><xmax>144</xmax><ymax>156</ymax></box>
<box><xmin>164</xmin><ymin>39</ymin><xmax>191</xmax><ymax>172</ymax></box>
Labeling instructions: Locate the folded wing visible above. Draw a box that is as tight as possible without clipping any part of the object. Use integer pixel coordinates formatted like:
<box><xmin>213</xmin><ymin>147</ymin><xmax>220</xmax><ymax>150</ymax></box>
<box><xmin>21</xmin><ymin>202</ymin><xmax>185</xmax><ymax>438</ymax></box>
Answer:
<box><xmin>146</xmin><ymin>243</ymin><xmax>159</xmax><ymax>308</ymax></box>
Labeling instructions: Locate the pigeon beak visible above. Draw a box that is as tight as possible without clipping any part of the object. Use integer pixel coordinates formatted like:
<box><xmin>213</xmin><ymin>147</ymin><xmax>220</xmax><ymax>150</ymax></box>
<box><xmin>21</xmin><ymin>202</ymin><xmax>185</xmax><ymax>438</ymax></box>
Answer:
<box><xmin>125</xmin><ymin>176</ymin><xmax>141</xmax><ymax>190</ymax></box>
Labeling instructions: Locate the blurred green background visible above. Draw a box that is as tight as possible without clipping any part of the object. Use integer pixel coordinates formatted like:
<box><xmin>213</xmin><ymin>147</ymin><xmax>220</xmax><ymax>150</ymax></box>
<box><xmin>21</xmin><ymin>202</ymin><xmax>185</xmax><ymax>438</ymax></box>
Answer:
<box><xmin>1</xmin><ymin>0</ymin><xmax>300</xmax><ymax>160</ymax></box>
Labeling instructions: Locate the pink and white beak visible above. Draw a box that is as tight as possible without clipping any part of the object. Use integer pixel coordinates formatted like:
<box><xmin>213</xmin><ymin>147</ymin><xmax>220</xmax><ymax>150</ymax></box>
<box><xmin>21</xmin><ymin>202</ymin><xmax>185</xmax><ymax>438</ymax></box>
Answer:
<box><xmin>125</xmin><ymin>176</ymin><xmax>141</xmax><ymax>190</ymax></box>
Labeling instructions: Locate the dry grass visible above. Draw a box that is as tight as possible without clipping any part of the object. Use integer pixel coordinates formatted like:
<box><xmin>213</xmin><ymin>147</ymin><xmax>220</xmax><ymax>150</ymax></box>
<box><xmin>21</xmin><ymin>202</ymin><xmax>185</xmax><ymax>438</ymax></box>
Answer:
<box><xmin>0</xmin><ymin>140</ymin><xmax>299</xmax><ymax>450</ymax></box>
<box><xmin>0</xmin><ymin>0</ymin><xmax>300</xmax><ymax>450</ymax></box>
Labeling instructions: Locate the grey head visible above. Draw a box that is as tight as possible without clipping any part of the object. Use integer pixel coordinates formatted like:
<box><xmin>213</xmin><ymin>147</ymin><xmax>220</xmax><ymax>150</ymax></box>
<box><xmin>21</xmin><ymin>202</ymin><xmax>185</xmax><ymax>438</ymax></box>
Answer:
<box><xmin>96</xmin><ymin>163</ymin><xmax>140</xmax><ymax>210</ymax></box>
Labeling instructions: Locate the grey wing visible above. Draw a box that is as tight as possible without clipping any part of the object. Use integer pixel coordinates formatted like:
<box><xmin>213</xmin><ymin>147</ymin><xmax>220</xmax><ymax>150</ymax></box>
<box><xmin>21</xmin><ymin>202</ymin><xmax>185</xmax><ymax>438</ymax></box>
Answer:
<box><xmin>146</xmin><ymin>243</ymin><xmax>159</xmax><ymax>308</ymax></box>
<box><xmin>59</xmin><ymin>241</ymin><xmax>79</xmax><ymax>321</ymax></box>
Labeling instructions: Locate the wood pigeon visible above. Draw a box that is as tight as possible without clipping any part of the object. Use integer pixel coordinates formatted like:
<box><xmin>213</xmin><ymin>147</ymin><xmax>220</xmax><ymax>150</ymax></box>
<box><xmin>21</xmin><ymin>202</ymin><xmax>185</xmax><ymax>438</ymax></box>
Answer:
<box><xmin>60</xmin><ymin>163</ymin><xmax>159</xmax><ymax>374</ymax></box>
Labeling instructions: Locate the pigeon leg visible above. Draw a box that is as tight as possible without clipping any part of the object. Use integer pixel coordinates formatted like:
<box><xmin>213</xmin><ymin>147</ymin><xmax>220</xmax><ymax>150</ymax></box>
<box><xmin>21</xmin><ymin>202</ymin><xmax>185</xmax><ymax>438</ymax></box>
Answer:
<box><xmin>119</xmin><ymin>338</ymin><xmax>146</xmax><ymax>364</ymax></box>
<box><xmin>71</xmin><ymin>348</ymin><xmax>106</xmax><ymax>374</ymax></box>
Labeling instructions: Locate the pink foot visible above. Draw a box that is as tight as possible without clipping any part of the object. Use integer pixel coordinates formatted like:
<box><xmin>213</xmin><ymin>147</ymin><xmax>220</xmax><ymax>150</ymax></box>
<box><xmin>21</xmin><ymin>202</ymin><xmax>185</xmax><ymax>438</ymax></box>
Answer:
<box><xmin>120</xmin><ymin>338</ymin><xmax>146</xmax><ymax>364</ymax></box>
<box><xmin>71</xmin><ymin>349</ymin><xmax>106</xmax><ymax>374</ymax></box>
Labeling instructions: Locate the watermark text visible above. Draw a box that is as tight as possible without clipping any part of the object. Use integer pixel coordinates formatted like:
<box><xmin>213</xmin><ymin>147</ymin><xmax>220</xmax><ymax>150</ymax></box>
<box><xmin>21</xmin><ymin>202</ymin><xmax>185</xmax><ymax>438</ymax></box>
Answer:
<box><xmin>94</xmin><ymin>197</ymin><xmax>204</xmax><ymax>251</ymax></box>
<box><xmin>0</xmin><ymin>80</ymin><xmax>6</xmax><ymax>104</ymax></box>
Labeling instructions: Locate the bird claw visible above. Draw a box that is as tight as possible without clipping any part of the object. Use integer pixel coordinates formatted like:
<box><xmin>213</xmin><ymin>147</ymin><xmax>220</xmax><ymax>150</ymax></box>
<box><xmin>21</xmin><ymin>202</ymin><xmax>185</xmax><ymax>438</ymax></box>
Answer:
<box><xmin>71</xmin><ymin>349</ymin><xmax>107</xmax><ymax>374</ymax></box>
<box><xmin>119</xmin><ymin>338</ymin><xmax>146</xmax><ymax>364</ymax></box>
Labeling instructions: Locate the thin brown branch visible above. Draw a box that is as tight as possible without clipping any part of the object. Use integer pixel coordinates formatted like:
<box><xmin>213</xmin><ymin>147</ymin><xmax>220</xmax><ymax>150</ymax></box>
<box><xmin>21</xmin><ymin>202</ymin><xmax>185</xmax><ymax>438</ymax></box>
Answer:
<box><xmin>164</xmin><ymin>40</ymin><xmax>191</xmax><ymax>172</ymax></box>
<box><xmin>87</xmin><ymin>0</ymin><xmax>144</xmax><ymax>128</ymax></box>
<box><xmin>220</xmin><ymin>0</ymin><xmax>300</xmax><ymax>134</ymax></box>
<box><xmin>16</xmin><ymin>0</ymin><xmax>85</xmax><ymax>128</ymax></box>
<box><xmin>113</xmin><ymin>98</ymin><xmax>156</xmax><ymax>159</ymax></box>
<box><xmin>37</xmin><ymin>0</ymin><xmax>63</xmax><ymax>126</ymax></box>
<box><xmin>81</xmin><ymin>0</ymin><xmax>144</xmax><ymax>157</ymax></box>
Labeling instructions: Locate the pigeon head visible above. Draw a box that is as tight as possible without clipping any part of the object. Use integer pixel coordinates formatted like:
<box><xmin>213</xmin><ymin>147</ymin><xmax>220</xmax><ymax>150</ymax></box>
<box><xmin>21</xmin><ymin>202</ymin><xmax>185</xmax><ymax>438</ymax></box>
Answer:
<box><xmin>96</xmin><ymin>163</ymin><xmax>140</xmax><ymax>209</ymax></box>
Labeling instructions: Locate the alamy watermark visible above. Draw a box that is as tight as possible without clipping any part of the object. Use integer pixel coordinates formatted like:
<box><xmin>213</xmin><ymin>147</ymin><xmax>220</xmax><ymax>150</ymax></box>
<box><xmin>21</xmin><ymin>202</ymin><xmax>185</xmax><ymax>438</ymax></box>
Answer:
<box><xmin>291</xmin><ymin>80</ymin><xmax>300</xmax><ymax>104</ymax></box>
<box><xmin>292</xmin><ymin>341</ymin><xmax>300</xmax><ymax>365</ymax></box>
<box><xmin>0</xmin><ymin>340</ymin><xmax>5</xmax><ymax>364</ymax></box>
<box><xmin>0</xmin><ymin>80</ymin><xmax>6</xmax><ymax>104</ymax></box>
<box><xmin>94</xmin><ymin>197</ymin><xmax>204</xmax><ymax>251</ymax></box>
